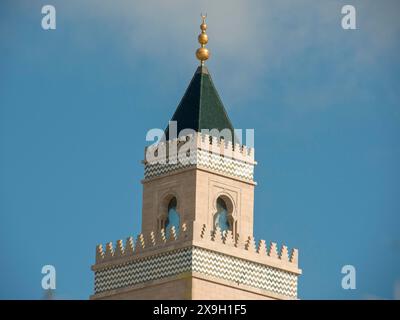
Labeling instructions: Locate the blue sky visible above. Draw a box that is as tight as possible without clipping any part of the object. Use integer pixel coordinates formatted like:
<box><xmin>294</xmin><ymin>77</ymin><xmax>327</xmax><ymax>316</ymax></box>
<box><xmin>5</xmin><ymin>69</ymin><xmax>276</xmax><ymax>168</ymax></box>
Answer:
<box><xmin>0</xmin><ymin>0</ymin><xmax>399</xmax><ymax>299</ymax></box>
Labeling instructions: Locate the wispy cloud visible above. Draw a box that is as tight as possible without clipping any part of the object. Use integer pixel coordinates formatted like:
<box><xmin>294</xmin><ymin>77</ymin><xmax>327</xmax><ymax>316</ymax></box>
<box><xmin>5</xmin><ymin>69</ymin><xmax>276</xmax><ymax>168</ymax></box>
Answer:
<box><xmin>57</xmin><ymin>0</ymin><xmax>400</xmax><ymax>111</ymax></box>
<box><xmin>6</xmin><ymin>0</ymin><xmax>397</xmax><ymax>111</ymax></box>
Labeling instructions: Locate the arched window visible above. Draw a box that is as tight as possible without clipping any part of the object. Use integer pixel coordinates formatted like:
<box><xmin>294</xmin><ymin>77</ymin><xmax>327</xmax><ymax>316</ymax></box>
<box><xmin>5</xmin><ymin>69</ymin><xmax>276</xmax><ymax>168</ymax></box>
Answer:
<box><xmin>214</xmin><ymin>197</ymin><xmax>231</xmax><ymax>232</ymax></box>
<box><xmin>165</xmin><ymin>197</ymin><xmax>180</xmax><ymax>237</ymax></box>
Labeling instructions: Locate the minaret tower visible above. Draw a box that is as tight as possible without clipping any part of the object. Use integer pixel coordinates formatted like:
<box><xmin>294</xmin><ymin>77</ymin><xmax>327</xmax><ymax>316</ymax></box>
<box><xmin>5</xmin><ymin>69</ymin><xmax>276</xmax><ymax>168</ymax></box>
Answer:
<box><xmin>91</xmin><ymin>16</ymin><xmax>301</xmax><ymax>300</ymax></box>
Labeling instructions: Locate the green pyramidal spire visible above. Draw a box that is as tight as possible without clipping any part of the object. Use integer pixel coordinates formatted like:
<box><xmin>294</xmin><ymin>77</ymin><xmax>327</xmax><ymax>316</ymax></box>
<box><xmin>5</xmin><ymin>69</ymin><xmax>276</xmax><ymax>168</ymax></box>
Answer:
<box><xmin>166</xmin><ymin>66</ymin><xmax>235</xmax><ymax>140</ymax></box>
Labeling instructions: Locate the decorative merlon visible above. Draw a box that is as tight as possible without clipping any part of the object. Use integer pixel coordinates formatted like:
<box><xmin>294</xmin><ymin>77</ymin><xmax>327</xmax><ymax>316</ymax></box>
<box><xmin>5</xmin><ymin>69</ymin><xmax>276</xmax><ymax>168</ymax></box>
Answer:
<box><xmin>94</xmin><ymin>222</ymin><xmax>299</xmax><ymax>272</ymax></box>
<box><xmin>144</xmin><ymin>132</ymin><xmax>256</xmax><ymax>165</ymax></box>
<box><xmin>143</xmin><ymin>133</ymin><xmax>256</xmax><ymax>181</ymax></box>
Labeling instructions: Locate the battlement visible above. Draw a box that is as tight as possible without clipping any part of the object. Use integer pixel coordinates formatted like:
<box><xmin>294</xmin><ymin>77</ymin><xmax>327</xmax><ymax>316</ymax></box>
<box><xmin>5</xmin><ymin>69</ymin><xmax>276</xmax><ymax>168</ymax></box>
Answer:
<box><xmin>143</xmin><ymin>133</ymin><xmax>256</xmax><ymax>181</ymax></box>
<box><xmin>94</xmin><ymin>222</ymin><xmax>299</xmax><ymax>273</ymax></box>
<box><xmin>144</xmin><ymin>132</ymin><xmax>256</xmax><ymax>166</ymax></box>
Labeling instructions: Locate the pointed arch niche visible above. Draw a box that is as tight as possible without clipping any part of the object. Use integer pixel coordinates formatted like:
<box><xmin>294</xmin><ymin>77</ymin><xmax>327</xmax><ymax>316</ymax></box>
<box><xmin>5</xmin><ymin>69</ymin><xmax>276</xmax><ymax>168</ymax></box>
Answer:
<box><xmin>213</xmin><ymin>194</ymin><xmax>236</xmax><ymax>236</ymax></box>
<box><xmin>158</xmin><ymin>194</ymin><xmax>181</xmax><ymax>237</ymax></box>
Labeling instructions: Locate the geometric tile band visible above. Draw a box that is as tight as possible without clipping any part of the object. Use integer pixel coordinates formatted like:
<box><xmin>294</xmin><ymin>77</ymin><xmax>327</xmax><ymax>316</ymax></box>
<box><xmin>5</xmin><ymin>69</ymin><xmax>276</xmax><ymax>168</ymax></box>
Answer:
<box><xmin>192</xmin><ymin>247</ymin><xmax>297</xmax><ymax>298</ymax></box>
<box><xmin>145</xmin><ymin>149</ymin><xmax>254</xmax><ymax>181</ymax></box>
<box><xmin>94</xmin><ymin>248</ymin><xmax>192</xmax><ymax>294</ymax></box>
<box><xmin>94</xmin><ymin>246</ymin><xmax>298</xmax><ymax>298</ymax></box>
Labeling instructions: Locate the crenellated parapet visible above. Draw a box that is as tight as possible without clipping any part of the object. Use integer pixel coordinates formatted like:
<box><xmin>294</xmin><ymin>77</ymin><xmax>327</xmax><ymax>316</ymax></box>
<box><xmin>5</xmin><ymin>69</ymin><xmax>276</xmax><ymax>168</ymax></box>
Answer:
<box><xmin>145</xmin><ymin>132</ymin><xmax>255</xmax><ymax>164</ymax></box>
<box><xmin>94</xmin><ymin>222</ymin><xmax>298</xmax><ymax>271</ymax></box>
<box><xmin>143</xmin><ymin>133</ymin><xmax>256</xmax><ymax>181</ymax></box>
<box><xmin>95</xmin><ymin>223</ymin><xmax>190</xmax><ymax>264</ymax></box>
<box><xmin>92</xmin><ymin>222</ymin><xmax>301</xmax><ymax>299</ymax></box>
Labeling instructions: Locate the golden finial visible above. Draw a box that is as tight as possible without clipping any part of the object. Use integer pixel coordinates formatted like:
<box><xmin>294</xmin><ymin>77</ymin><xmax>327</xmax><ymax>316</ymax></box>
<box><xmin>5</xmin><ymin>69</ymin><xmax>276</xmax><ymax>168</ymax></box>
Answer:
<box><xmin>196</xmin><ymin>14</ymin><xmax>210</xmax><ymax>65</ymax></box>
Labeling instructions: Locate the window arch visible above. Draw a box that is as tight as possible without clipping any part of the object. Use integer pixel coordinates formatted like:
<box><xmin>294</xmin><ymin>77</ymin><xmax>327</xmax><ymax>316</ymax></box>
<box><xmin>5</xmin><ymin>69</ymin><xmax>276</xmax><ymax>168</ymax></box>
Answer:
<box><xmin>165</xmin><ymin>197</ymin><xmax>180</xmax><ymax>237</ymax></box>
<box><xmin>214</xmin><ymin>197</ymin><xmax>233</xmax><ymax>233</ymax></box>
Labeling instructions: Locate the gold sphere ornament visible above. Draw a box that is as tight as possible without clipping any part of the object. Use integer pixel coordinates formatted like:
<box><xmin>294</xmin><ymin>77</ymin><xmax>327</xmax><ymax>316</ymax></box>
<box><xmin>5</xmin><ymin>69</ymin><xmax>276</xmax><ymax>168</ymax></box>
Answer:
<box><xmin>196</xmin><ymin>47</ymin><xmax>210</xmax><ymax>61</ymax></box>
<box><xmin>198</xmin><ymin>33</ymin><xmax>208</xmax><ymax>45</ymax></box>
<box><xmin>196</xmin><ymin>14</ymin><xmax>210</xmax><ymax>65</ymax></box>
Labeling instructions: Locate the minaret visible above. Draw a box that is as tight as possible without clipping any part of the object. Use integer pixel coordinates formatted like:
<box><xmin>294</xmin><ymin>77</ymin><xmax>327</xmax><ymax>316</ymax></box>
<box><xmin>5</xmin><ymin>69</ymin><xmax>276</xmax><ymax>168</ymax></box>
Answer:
<box><xmin>91</xmin><ymin>16</ymin><xmax>301</xmax><ymax>300</ymax></box>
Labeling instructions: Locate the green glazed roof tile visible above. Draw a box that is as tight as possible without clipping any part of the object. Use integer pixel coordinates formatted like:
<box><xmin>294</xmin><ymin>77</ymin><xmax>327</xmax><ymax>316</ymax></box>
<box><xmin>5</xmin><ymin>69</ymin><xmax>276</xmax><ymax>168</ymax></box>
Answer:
<box><xmin>166</xmin><ymin>66</ymin><xmax>235</xmax><ymax>140</ymax></box>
